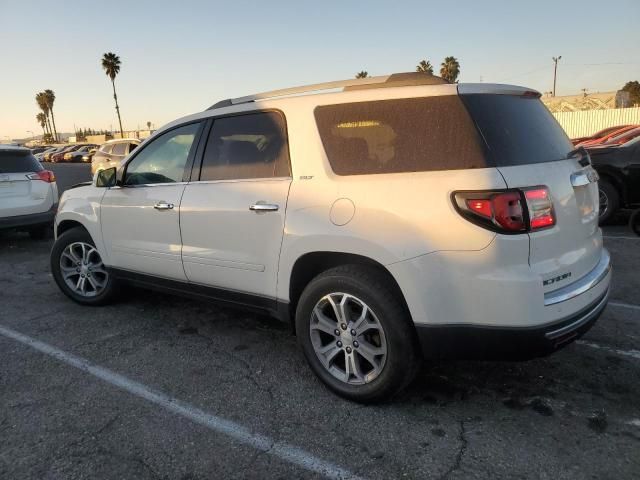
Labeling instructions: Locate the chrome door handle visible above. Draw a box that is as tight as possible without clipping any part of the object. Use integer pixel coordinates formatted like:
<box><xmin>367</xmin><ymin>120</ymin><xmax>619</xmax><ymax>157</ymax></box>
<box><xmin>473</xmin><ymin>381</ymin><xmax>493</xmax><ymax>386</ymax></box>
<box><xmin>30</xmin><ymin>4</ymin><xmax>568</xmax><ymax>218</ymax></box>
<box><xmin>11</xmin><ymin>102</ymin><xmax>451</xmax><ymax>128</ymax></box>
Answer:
<box><xmin>154</xmin><ymin>201</ymin><xmax>174</xmax><ymax>210</ymax></box>
<box><xmin>249</xmin><ymin>203</ymin><xmax>279</xmax><ymax>212</ymax></box>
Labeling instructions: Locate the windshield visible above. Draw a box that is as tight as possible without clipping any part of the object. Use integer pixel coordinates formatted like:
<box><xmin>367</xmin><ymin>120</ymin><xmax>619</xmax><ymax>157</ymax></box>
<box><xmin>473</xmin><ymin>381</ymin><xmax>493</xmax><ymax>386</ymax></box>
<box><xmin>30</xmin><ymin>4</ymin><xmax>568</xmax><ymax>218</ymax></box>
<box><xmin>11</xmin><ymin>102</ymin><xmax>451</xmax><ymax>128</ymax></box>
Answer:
<box><xmin>461</xmin><ymin>94</ymin><xmax>573</xmax><ymax>167</ymax></box>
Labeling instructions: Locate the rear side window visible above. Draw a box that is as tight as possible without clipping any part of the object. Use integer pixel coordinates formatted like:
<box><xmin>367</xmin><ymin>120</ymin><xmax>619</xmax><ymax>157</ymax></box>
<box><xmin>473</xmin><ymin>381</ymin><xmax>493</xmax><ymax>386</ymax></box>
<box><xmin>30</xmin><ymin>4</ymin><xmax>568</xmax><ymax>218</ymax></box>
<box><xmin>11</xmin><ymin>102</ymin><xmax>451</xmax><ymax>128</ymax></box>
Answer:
<box><xmin>199</xmin><ymin>111</ymin><xmax>291</xmax><ymax>181</ymax></box>
<box><xmin>100</xmin><ymin>144</ymin><xmax>112</xmax><ymax>154</ymax></box>
<box><xmin>314</xmin><ymin>96</ymin><xmax>487</xmax><ymax>175</ymax></box>
<box><xmin>461</xmin><ymin>94</ymin><xmax>573</xmax><ymax>166</ymax></box>
<box><xmin>112</xmin><ymin>143</ymin><xmax>127</xmax><ymax>155</ymax></box>
<box><xmin>0</xmin><ymin>150</ymin><xmax>43</xmax><ymax>173</ymax></box>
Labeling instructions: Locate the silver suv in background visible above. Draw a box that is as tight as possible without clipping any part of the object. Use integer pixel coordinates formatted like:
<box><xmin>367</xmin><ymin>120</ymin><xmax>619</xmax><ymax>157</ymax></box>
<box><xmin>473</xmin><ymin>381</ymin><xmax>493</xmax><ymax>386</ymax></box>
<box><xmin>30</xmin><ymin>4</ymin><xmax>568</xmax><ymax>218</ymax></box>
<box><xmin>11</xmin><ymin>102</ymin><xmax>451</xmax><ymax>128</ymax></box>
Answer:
<box><xmin>91</xmin><ymin>138</ymin><xmax>140</xmax><ymax>175</ymax></box>
<box><xmin>0</xmin><ymin>146</ymin><xmax>58</xmax><ymax>239</ymax></box>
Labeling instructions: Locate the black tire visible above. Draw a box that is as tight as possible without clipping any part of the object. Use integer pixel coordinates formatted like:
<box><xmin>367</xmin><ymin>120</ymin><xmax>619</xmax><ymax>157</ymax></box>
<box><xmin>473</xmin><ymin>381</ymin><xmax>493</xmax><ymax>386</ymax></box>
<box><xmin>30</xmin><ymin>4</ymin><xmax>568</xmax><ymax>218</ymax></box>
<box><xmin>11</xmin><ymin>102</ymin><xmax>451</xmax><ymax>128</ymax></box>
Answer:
<box><xmin>630</xmin><ymin>209</ymin><xmax>640</xmax><ymax>237</ymax></box>
<box><xmin>28</xmin><ymin>224</ymin><xmax>52</xmax><ymax>240</ymax></box>
<box><xmin>598</xmin><ymin>179</ymin><xmax>620</xmax><ymax>224</ymax></box>
<box><xmin>50</xmin><ymin>227</ymin><xmax>120</xmax><ymax>306</ymax></box>
<box><xmin>295</xmin><ymin>265</ymin><xmax>420</xmax><ymax>403</ymax></box>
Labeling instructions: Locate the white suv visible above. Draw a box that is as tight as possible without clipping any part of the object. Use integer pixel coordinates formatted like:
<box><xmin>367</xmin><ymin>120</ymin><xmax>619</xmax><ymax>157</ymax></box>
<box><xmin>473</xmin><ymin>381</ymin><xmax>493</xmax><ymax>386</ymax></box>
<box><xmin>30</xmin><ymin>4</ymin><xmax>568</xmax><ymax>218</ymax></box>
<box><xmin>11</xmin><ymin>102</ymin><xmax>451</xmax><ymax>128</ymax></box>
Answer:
<box><xmin>1</xmin><ymin>146</ymin><xmax>58</xmax><ymax>239</ymax></box>
<box><xmin>50</xmin><ymin>73</ymin><xmax>611</xmax><ymax>402</ymax></box>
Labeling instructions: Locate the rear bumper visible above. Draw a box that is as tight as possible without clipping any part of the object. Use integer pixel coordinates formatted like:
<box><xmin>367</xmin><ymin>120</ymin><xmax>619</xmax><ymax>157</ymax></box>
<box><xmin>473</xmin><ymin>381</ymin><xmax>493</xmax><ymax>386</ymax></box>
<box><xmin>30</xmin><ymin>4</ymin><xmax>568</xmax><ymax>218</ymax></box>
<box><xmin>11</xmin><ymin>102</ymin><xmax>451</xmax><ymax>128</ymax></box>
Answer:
<box><xmin>416</xmin><ymin>287</ymin><xmax>609</xmax><ymax>361</ymax></box>
<box><xmin>0</xmin><ymin>203</ymin><xmax>57</xmax><ymax>230</ymax></box>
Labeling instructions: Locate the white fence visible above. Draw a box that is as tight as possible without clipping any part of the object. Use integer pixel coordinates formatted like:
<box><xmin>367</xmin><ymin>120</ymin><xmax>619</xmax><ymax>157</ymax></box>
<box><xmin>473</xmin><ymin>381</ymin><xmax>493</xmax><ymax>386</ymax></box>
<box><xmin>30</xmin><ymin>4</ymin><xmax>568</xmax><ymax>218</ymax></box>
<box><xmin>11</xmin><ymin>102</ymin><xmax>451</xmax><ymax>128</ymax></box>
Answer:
<box><xmin>552</xmin><ymin>107</ymin><xmax>640</xmax><ymax>138</ymax></box>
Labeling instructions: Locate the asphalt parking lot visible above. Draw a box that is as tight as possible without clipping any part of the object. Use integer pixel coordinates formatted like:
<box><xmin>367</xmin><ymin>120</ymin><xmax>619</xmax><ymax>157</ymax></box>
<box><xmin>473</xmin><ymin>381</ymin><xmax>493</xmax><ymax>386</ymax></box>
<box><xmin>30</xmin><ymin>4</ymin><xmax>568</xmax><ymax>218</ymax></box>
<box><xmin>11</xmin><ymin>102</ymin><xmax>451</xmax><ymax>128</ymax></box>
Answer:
<box><xmin>1</xmin><ymin>163</ymin><xmax>639</xmax><ymax>479</ymax></box>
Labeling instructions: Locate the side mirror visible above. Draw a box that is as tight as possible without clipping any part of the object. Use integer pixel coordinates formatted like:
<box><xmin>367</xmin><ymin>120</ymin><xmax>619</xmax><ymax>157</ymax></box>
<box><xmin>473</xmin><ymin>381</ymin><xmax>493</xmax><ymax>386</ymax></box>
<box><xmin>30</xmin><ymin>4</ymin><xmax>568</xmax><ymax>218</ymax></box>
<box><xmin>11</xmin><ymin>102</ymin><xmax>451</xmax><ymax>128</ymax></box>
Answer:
<box><xmin>95</xmin><ymin>167</ymin><xmax>117</xmax><ymax>188</ymax></box>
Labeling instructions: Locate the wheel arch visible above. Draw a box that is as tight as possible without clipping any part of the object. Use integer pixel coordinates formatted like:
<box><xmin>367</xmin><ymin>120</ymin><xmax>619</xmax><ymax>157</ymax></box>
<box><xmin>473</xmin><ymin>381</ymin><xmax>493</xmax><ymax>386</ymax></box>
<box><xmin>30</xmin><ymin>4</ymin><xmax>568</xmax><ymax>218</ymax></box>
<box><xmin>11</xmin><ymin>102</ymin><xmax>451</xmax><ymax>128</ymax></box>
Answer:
<box><xmin>56</xmin><ymin>219</ymin><xmax>87</xmax><ymax>237</ymax></box>
<box><xmin>597</xmin><ymin>169</ymin><xmax>627</xmax><ymax>205</ymax></box>
<box><xmin>286</xmin><ymin>251</ymin><xmax>412</xmax><ymax>330</ymax></box>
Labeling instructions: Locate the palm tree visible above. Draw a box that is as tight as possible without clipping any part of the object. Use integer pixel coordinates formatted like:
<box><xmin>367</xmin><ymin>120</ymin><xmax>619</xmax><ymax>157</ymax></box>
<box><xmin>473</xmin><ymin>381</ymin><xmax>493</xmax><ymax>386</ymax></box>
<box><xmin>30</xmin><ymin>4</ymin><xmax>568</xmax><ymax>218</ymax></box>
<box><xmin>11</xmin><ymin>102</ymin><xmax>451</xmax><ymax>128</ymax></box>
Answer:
<box><xmin>416</xmin><ymin>60</ymin><xmax>434</xmax><ymax>74</ymax></box>
<box><xmin>35</xmin><ymin>92</ymin><xmax>54</xmax><ymax>142</ymax></box>
<box><xmin>43</xmin><ymin>89</ymin><xmax>59</xmax><ymax>142</ymax></box>
<box><xmin>440</xmin><ymin>56</ymin><xmax>461</xmax><ymax>83</ymax></box>
<box><xmin>36</xmin><ymin>113</ymin><xmax>48</xmax><ymax>140</ymax></box>
<box><xmin>101</xmin><ymin>52</ymin><xmax>124</xmax><ymax>137</ymax></box>
<box><xmin>355</xmin><ymin>71</ymin><xmax>369</xmax><ymax>79</ymax></box>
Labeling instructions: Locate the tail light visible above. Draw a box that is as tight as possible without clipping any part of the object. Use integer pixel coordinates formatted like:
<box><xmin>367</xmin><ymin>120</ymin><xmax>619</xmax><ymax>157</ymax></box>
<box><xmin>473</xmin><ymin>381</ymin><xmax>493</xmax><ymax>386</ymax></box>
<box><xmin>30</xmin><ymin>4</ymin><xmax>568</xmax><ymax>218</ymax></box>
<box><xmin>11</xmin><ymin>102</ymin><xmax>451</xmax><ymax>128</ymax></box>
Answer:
<box><xmin>453</xmin><ymin>186</ymin><xmax>555</xmax><ymax>234</ymax></box>
<box><xmin>27</xmin><ymin>170</ymin><xmax>56</xmax><ymax>183</ymax></box>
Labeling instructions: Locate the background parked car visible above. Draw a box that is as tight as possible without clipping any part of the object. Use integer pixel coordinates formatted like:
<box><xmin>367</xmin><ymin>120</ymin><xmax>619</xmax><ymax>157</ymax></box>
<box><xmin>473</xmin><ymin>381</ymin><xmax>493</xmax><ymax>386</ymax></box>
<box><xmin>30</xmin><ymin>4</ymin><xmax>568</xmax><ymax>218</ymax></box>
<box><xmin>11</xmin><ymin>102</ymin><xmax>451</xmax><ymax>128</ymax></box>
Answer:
<box><xmin>600</xmin><ymin>126</ymin><xmax>640</xmax><ymax>146</ymax></box>
<box><xmin>577</xmin><ymin>125</ymin><xmax>638</xmax><ymax>147</ymax></box>
<box><xmin>63</xmin><ymin>144</ymin><xmax>98</xmax><ymax>163</ymax></box>
<box><xmin>43</xmin><ymin>146</ymin><xmax>66</xmax><ymax>162</ymax></box>
<box><xmin>571</xmin><ymin>125</ymin><xmax>629</xmax><ymax>146</ymax></box>
<box><xmin>589</xmin><ymin>136</ymin><xmax>640</xmax><ymax>223</ymax></box>
<box><xmin>0</xmin><ymin>145</ymin><xmax>58</xmax><ymax>239</ymax></box>
<box><xmin>30</xmin><ymin>146</ymin><xmax>49</xmax><ymax>155</ymax></box>
<box><xmin>35</xmin><ymin>147</ymin><xmax>58</xmax><ymax>162</ymax></box>
<box><xmin>91</xmin><ymin>138</ymin><xmax>140</xmax><ymax>175</ymax></box>
<box><xmin>51</xmin><ymin>144</ymin><xmax>87</xmax><ymax>163</ymax></box>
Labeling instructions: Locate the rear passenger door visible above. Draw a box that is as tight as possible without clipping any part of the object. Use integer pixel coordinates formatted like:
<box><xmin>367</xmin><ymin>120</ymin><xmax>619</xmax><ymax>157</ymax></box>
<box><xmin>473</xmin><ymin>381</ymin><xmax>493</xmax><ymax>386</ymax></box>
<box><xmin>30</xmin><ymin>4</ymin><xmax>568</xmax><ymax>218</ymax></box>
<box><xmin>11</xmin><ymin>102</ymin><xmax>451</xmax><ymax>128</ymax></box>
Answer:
<box><xmin>180</xmin><ymin>111</ymin><xmax>292</xmax><ymax>300</ymax></box>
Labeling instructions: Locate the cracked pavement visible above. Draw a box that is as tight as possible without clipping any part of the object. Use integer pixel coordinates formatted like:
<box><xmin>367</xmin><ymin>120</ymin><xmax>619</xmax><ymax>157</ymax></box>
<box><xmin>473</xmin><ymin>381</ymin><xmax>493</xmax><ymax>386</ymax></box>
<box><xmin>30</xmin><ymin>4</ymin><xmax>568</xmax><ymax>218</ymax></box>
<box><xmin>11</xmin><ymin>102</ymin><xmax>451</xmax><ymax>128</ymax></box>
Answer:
<box><xmin>0</xmin><ymin>164</ymin><xmax>639</xmax><ymax>479</ymax></box>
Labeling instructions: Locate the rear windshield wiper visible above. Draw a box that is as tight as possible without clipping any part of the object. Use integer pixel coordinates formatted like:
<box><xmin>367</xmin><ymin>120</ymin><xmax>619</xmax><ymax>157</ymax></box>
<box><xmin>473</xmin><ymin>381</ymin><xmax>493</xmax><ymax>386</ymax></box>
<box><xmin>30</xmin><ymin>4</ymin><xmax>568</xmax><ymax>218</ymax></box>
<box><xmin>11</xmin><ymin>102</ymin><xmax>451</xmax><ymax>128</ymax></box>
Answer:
<box><xmin>567</xmin><ymin>146</ymin><xmax>591</xmax><ymax>166</ymax></box>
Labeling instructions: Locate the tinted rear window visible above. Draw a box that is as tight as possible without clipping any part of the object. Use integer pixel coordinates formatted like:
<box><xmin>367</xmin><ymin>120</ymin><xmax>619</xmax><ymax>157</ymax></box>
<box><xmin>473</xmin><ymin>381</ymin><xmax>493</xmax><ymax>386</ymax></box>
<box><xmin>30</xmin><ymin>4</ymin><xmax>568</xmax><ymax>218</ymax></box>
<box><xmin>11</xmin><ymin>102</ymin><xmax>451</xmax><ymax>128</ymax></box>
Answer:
<box><xmin>0</xmin><ymin>150</ymin><xmax>43</xmax><ymax>173</ymax></box>
<box><xmin>461</xmin><ymin>94</ymin><xmax>573</xmax><ymax>166</ymax></box>
<box><xmin>314</xmin><ymin>96</ymin><xmax>487</xmax><ymax>175</ymax></box>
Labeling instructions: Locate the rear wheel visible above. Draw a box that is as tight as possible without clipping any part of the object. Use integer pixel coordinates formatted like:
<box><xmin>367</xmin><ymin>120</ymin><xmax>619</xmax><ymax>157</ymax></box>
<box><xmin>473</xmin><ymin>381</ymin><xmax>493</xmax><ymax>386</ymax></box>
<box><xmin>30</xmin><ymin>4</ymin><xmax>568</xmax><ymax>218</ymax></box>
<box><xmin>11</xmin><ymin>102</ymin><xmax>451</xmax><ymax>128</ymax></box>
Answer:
<box><xmin>598</xmin><ymin>179</ymin><xmax>620</xmax><ymax>224</ymax></box>
<box><xmin>295</xmin><ymin>265</ymin><xmax>419</xmax><ymax>402</ymax></box>
<box><xmin>630</xmin><ymin>209</ymin><xmax>640</xmax><ymax>236</ymax></box>
<box><xmin>51</xmin><ymin>227</ymin><xmax>119</xmax><ymax>305</ymax></box>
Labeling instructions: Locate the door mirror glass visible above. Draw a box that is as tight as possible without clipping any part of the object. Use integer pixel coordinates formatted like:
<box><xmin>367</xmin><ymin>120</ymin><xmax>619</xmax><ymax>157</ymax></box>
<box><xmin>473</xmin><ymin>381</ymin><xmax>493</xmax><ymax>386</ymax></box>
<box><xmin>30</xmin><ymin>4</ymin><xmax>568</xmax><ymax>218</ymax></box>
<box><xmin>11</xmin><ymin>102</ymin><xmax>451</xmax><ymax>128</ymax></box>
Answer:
<box><xmin>95</xmin><ymin>167</ymin><xmax>117</xmax><ymax>188</ymax></box>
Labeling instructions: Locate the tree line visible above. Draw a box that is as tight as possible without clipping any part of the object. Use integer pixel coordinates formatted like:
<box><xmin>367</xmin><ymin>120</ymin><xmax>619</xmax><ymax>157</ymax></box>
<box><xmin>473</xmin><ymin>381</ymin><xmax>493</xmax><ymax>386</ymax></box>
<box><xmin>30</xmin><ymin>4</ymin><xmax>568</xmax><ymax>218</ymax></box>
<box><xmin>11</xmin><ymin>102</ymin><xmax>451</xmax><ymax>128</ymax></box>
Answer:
<box><xmin>356</xmin><ymin>56</ymin><xmax>461</xmax><ymax>83</ymax></box>
<box><xmin>34</xmin><ymin>52</ymin><xmax>126</xmax><ymax>144</ymax></box>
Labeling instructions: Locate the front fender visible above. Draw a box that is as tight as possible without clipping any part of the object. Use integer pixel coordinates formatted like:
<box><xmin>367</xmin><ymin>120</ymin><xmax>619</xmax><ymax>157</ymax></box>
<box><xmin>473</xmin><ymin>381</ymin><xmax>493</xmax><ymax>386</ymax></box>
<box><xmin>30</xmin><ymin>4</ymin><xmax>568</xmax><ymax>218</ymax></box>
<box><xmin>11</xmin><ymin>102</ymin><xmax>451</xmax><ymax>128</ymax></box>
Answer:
<box><xmin>55</xmin><ymin>185</ymin><xmax>108</xmax><ymax>263</ymax></box>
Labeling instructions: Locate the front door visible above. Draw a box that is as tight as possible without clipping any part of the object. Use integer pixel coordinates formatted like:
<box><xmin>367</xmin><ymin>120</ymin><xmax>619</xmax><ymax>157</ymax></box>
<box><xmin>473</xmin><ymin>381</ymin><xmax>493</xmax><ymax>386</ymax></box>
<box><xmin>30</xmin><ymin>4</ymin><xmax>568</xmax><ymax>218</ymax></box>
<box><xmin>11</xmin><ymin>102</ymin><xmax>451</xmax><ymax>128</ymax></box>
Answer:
<box><xmin>100</xmin><ymin>122</ymin><xmax>202</xmax><ymax>280</ymax></box>
<box><xmin>180</xmin><ymin>111</ymin><xmax>292</xmax><ymax>299</ymax></box>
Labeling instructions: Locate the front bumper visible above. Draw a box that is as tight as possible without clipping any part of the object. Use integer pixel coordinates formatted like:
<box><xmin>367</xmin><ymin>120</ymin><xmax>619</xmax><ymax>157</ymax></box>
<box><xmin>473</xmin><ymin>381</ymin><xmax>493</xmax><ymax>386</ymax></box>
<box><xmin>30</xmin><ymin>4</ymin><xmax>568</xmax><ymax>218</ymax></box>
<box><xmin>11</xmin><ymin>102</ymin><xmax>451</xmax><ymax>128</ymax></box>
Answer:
<box><xmin>0</xmin><ymin>203</ymin><xmax>57</xmax><ymax>230</ymax></box>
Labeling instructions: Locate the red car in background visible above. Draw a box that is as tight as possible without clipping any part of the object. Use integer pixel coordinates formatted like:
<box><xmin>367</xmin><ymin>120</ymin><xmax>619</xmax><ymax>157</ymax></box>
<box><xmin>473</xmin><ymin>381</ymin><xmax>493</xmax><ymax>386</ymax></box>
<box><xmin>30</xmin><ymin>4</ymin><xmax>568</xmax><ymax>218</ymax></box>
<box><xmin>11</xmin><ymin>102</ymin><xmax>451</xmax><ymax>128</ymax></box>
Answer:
<box><xmin>571</xmin><ymin>125</ymin><xmax>628</xmax><ymax>146</ymax></box>
<box><xmin>50</xmin><ymin>144</ymin><xmax>86</xmax><ymax>163</ymax></box>
<box><xmin>576</xmin><ymin>125</ymin><xmax>638</xmax><ymax>147</ymax></box>
<box><xmin>600</xmin><ymin>126</ymin><xmax>640</xmax><ymax>146</ymax></box>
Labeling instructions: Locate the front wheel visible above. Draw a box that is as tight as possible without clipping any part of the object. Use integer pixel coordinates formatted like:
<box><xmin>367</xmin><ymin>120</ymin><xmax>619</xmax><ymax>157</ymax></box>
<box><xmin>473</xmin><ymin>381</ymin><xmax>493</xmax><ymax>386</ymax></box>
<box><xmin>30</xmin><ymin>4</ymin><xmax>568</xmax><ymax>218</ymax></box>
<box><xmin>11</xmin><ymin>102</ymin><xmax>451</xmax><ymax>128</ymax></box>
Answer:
<box><xmin>295</xmin><ymin>265</ymin><xmax>420</xmax><ymax>403</ymax></box>
<box><xmin>50</xmin><ymin>227</ymin><xmax>119</xmax><ymax>305</ymax></box>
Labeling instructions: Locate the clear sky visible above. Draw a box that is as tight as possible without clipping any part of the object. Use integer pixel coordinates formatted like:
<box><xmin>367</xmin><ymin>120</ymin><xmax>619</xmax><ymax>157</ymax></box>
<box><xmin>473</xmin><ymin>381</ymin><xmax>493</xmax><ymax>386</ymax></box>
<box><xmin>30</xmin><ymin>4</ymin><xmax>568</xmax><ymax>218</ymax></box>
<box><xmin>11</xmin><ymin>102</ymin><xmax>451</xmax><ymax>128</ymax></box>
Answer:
<box><xmin>1</xmin><ymin>0</ymin><xmax>639</xmax><ymax>139</ymax></box>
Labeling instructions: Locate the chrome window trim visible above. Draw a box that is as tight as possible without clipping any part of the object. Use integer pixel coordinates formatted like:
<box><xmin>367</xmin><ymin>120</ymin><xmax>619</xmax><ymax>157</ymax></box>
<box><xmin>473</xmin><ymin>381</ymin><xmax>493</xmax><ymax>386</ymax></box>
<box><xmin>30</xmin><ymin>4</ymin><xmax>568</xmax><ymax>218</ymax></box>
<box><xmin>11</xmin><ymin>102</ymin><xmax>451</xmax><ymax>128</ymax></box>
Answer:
<box><xmin>188</xmin><ymin>176</ymin><xmax>292</xmax><ymax>185</ymax></box>
<box><xmin>544</xmin><ymin>249</ymin><xmax>611</xmax><ymax>306</ymax></box>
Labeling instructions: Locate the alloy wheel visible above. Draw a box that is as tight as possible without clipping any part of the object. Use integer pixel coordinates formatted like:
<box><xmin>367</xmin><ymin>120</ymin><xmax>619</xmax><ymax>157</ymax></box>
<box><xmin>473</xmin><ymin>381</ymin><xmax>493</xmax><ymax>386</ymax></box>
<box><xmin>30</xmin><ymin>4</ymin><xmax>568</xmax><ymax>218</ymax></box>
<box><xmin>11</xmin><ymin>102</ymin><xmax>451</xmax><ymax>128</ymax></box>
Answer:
<box><xmin>59</xmin><ymin>242</ymin><xmax>109</xmax><ymax>297</ymax></box>
<box><xmin>309</xmin><ymin>292</ymin><xmax>387</xmax><ymax>385</ymax></box>
<box><xmin>599</xmin><ymin>188</ymin><xmax>609</xmax><ymax>218</ymax></box>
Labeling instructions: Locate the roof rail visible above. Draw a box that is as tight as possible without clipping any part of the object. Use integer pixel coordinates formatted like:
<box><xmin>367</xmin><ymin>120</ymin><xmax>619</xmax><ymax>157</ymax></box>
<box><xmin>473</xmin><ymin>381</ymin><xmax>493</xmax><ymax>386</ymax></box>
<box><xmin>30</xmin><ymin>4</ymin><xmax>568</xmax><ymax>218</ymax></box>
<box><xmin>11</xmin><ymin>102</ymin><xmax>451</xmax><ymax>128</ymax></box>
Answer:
<box><xmin>207</xmin><ymin>72</ymin><xmax>449</xmax><ymax>110</ymax></box>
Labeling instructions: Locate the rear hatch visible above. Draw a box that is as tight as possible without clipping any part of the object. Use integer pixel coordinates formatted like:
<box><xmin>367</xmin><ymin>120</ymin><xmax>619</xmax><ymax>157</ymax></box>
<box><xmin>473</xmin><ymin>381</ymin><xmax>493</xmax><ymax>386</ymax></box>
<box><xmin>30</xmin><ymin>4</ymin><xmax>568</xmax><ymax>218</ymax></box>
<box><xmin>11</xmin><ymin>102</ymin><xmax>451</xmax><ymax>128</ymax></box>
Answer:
<box><xmin>460</xmin><ymin>89</ymin><xmax>602</xmax><ymax>292</ymax></box>
<box><xmin>0</xmin><ymin>149</ymin><xmax>53</xmax><ymax>217</ymax></box>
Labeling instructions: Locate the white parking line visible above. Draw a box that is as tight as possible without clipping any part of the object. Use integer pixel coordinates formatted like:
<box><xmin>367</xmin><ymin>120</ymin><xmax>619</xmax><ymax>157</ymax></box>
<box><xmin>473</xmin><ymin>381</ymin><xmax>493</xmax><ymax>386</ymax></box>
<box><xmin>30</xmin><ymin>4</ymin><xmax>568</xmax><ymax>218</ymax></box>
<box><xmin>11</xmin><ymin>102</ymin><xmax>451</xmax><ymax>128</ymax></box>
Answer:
<box><xmin>608</xmin><ymin>301</ymin><xmax>640</xmax><ymax>312</ymax></box>
<box><xmin>603</xmin><ymin>235</ymin><xmax>640</xmax><ymax>241</ymax></box>
<box><xmin>576</xmin><ymin>340</ymin><xmax>640</xmax><ymax>360</ymax></box>
<box><xmin>0</xmin><ymin>324</ymin><xmax>364</xmax><ymax>480</ymax></box>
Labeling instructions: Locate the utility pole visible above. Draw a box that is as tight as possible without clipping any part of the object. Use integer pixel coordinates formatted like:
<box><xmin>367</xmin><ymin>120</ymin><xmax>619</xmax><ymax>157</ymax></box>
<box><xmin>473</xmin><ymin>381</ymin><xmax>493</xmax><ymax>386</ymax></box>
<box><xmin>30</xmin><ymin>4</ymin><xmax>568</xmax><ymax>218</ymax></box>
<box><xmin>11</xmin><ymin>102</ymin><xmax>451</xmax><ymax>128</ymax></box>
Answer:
<box><xmin>552</xmin><ymin>56</ymin><xmax>562</xmax><ymax>97</ymax></box>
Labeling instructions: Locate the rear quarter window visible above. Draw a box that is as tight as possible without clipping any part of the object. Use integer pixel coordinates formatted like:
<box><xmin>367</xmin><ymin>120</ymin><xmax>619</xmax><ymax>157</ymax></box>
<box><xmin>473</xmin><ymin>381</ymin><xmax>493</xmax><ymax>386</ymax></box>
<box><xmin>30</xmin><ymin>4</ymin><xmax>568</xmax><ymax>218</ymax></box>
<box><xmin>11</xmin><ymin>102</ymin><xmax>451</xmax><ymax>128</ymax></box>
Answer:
<box><xmin>461</xmin><ymin>94</ymin><xmax>573</xmax><ymax>166</ymax></box>
<box><xmin>314</xmin><ymin>96</ymin><xmax>488</xmax><ymax>175</ymax></box>
<box><xmin>0</xmin><ymin>151</ymin><xmax>43</xmax><ymax>173</ymax></box>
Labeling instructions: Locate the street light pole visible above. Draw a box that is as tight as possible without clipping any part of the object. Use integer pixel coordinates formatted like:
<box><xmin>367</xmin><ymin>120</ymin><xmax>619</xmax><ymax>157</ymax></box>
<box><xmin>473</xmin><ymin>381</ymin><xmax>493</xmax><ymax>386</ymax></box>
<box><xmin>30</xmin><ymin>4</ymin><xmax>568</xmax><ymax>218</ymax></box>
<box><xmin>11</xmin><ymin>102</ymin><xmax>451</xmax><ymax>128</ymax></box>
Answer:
<box><xmin>552</xmin><ymin>56</ymin><xmax>562</xmax><ymax>97</ymax></box>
